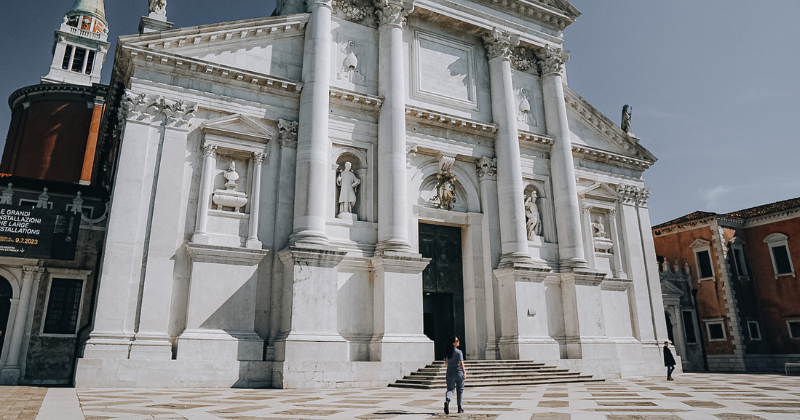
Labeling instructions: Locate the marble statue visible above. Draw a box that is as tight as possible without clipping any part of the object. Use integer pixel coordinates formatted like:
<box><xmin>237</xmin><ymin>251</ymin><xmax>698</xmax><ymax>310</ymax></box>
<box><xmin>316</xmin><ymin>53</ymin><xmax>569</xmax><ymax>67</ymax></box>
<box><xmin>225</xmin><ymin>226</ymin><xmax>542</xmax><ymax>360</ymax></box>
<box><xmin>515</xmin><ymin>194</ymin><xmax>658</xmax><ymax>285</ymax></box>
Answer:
<box><xmin>337</xmin><ymin>162</ymin><xmax>361</xmax><ymax>215</ymax></box>
<box><xmin>223</xmin><ymin>161</ymin><xmax>239</xmax><ymax>189</ymax></box>
<box><xmin>621</xmin><ymin>104</ymin><xmax>632</xmax><ymax>134</ymax></box>
<box><xmin>149</xmin><ymin>0</ymin><xmax>167</xmax><ymax>15</ymax></box>
<box><xmin>592</xmin><ymin>216</ymin><xmax>607</xmax><ymax>238</ymax></box>
<box><xmin>525</xmin><ymin>191</ymin><xmax>542</xmax><ymax>239</ymax></box>
<box><xmin>435</xmin><ymin>172</ymin><xmax>457</xmax><ymax>211</ymax></box>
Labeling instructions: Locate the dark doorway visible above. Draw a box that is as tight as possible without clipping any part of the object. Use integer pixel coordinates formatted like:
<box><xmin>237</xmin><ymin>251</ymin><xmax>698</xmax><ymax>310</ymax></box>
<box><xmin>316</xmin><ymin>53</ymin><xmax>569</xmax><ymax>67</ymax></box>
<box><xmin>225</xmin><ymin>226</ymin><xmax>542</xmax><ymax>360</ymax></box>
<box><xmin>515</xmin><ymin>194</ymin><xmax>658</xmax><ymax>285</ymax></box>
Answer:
<box><xmin>419</xmin><ymin>223</ymin><xmax>465</xmax><ymax>360</ymax></box>
<box><xmin>0</xmin><ymin>277</ymin><xmax>12</xmax><ymax>359</ymax></box>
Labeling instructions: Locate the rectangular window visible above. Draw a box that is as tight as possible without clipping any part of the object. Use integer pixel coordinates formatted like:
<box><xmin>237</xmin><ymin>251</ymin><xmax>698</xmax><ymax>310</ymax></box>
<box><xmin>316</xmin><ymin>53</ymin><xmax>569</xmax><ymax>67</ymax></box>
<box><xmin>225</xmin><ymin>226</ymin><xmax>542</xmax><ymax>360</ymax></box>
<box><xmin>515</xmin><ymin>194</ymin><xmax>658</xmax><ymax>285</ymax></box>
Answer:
<box><xmin>71</xmin><ymin>48</ymin><xmax>86</xmax><ymax>73</ymax></box>
<box><xmin>733</xmin><ymin>248</ymin><xmax>747</xmax><ymax>276</ymax></box>
<box><xmin>696</xmin><ymin>250</ymin><xmax>714</xmax><ymax>278</ymax></box>
<box><xmin>771</xmin><ymin>245</ymin><xmax>793</xmax><ymax>275</ymax></box>
<box><xmin>706</xmin><ymin>321</ymin><xmax>726</xmax><ymax>341</ymax></box>
<box><xmin>84</xmin><ymin>50</ymin><xmax>96</xmax><ymax>75</ymax></box>
<box><xmin>42</xmin><ymin>278</ymin><xmax>83</xmax><ymax>335</ymax></box>
<box><xmin>682</xmin><ymin>310</ymin><xmax>697</xmax><ymax>344</ymax></box>
<box><xmin>747</xmin><ymin>321</ymin><xmax>761</xmax><ymax>341</ymax></box>
<box><xmin>788</xmin><ymin>320</ymin><xmax>800</xmax><ymax>339</ymax></box>
<box><xmin>62</xmin><ymin>45</ymin><xmax>73</xmax><ymax>70</ymax></box>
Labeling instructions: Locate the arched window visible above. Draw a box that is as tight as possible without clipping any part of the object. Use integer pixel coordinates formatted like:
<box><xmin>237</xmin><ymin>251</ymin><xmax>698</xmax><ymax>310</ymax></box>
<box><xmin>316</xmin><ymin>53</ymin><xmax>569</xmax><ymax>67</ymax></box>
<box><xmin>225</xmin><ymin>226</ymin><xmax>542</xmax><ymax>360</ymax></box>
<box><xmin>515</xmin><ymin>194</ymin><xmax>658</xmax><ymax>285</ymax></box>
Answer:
<box><xmin>764</xmin><ymin>233</ymin><xmax>795</xmax><ymax>279</ymax></box>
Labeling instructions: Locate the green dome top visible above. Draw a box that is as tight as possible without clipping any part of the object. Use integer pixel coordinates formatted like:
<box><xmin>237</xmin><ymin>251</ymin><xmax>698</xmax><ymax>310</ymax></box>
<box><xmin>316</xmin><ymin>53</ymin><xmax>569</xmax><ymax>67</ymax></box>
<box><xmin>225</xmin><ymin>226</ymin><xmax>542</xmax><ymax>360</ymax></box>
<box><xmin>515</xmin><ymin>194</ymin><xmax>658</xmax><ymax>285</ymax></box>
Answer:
<box><xmin>67</xmin><ymin>0</ymin><xmax>106</xmax><ymax>24</ymax></box>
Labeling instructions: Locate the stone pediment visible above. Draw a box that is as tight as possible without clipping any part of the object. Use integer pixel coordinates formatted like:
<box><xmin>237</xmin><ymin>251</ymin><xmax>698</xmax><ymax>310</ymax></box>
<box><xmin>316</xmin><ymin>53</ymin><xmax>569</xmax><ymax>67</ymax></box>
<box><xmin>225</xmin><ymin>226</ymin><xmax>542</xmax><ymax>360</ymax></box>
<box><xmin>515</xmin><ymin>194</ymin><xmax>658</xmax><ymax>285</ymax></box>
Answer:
<box><xmin>201</xmin><ymin>114</ymin><xmax>276</xmax><ymax>144</ymax></box>
<box><xmin>579</xmin><ymin>182</ymin><xmax>619</xmax><ymax>203</ymax></box>
<box><xmin>564</xmin><ymin>87</ymin><xmax>657</xmax><ymax>167</ymax></box>
<box><xmin>117</xmin><ymin>15</ymin><xmax>308</xmax><ymax>89</ymax></box>
<box><xmin>661</xmin><ymin>278</ymin><xmax>684</xmax><ymax>297</ymax></box>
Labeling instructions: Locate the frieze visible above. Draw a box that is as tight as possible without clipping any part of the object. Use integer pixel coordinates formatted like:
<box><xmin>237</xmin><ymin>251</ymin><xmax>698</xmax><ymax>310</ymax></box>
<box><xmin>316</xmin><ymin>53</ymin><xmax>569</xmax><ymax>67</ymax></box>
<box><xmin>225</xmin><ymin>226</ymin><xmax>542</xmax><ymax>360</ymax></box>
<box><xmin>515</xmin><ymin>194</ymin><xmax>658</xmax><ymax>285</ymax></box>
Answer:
<box><xmin>333</xmin><ymin>0</ymin><xmax>375</xmax><ymax>24</ymax></box>
<box><xmin>511</xmin><ymin>47</ymin><xmax>537</xmax><ymax>72</ymax></box>
<box><xmin>330</xmin><ymin>87</ymin><xmax>383</xmax><ymax>109</ymax></box>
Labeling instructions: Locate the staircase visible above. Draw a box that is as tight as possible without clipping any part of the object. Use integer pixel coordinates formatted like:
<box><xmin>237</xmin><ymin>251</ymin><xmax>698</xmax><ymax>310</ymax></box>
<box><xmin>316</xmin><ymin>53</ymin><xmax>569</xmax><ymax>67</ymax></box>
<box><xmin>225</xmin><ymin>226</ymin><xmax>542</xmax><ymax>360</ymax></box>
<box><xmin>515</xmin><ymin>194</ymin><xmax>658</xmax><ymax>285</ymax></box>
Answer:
<box><xmin>390</xmin><ymin>360</ymin><xmax>603</xmax><ymax>389</ymax></box>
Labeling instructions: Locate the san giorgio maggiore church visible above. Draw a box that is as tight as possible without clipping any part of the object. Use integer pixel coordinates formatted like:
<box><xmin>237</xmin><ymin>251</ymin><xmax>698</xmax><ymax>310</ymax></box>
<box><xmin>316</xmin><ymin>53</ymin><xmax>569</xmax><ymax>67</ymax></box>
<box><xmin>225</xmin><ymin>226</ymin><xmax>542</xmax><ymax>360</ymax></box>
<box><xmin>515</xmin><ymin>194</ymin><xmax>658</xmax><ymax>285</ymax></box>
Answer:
<box><xmin>0</xmin><ymin>0</ymin><xmax>671</xmax><ymax>388</ymax></box>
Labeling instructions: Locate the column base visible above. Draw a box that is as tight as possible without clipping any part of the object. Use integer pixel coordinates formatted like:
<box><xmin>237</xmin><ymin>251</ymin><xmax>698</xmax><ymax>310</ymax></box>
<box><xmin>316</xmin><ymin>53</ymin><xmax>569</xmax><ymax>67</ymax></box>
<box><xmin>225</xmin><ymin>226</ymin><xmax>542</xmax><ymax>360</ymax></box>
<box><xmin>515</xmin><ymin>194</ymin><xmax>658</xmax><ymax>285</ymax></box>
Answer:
<box><xmin>0</xmin><ymin>366</ymin><xmax>21</xmax><ymax>385</ymax></box>
<box><xmin>177</xmin><ymin>329</ymin><xmax>263</xmax><ymax>361</ymax></box>
<box><xmin>499</xmin><ymin>336</ymin><xmax>561</xmax><ymax>360</ymax></box>
<box><xmin>375</xmin><ymin>240</ymin><xmax>413</xmax><ymax>255</ymax></box>
<box><xmin>369</xmin><ymin>333</ymin><xmax>433</xmax><ymax>363</ymax></box>
<box><xmin>130</xmin><ymin>332</ymin><xmax>173</xmax><ymax>360</ymax></box>
<box><xmin>82</xmin><ymin>332</ymin><xmax>135</xmax><ymax>359</ymax></box>
<box><xmin>272</xmin><ymin>332</ymin><xmax>349</xmax><ymax>362</ymax></box>
<box><xmin>246</xmin><ymin>238</ymin><xmax>263</xmax><ymax>249</ymax></box>
<box><xmin>288</xmin><ymin>230</ymin><xmax>330</xmax><ymax>247</ymax></box>
<box><xmin>499</xmin><ymin>252</ymin><xmax>550</xmax><ymax>270</ymax></box>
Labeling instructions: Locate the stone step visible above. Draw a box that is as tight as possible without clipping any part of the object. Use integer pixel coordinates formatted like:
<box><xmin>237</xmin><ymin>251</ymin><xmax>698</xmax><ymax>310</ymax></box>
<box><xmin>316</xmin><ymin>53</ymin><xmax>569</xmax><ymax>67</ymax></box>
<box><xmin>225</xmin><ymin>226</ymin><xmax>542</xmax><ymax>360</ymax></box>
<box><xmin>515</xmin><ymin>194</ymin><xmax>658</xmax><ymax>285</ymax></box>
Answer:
<box><xmin>390</xmin><ymin>360</ymin><xmax>603</xmax><ymax>389</ymax></box>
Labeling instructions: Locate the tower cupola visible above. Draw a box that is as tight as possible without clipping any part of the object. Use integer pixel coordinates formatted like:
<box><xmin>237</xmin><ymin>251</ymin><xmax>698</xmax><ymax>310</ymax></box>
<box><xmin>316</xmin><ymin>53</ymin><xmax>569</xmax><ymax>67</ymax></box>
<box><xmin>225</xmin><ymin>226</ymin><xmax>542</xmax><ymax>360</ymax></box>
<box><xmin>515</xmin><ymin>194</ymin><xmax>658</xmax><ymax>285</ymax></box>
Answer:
<box><xmin>42</xmin><ymin>0</ymin><xmax>110</xmax><ymax>86</ymax></box>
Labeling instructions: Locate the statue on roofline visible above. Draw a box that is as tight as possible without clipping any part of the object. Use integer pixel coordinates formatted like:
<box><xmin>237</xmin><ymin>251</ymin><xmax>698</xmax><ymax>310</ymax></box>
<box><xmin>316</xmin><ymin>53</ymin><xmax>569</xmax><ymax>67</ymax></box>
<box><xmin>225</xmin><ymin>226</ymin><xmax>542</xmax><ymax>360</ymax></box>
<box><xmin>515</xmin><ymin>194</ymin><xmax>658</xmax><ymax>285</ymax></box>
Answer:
<box><xmin>621</xmin><ymin>104</ymin><xmax>633</xmax><ymax>135</ymax></box>
<box><xmin>149</xmin><ymin>0</ymin><xmax>167</xmax><ymax>15</ymax></box>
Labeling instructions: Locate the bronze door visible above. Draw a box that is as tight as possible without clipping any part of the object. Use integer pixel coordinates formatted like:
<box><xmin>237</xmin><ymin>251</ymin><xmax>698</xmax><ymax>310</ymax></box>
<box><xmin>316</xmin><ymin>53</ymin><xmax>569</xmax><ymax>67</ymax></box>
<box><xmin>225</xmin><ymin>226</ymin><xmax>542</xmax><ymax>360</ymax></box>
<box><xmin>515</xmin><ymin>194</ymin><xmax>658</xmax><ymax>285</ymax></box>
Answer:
<box><xmin>419</xmin><ymin>223</ymin><xmax>465</xmax><ymax>360</ymax></box>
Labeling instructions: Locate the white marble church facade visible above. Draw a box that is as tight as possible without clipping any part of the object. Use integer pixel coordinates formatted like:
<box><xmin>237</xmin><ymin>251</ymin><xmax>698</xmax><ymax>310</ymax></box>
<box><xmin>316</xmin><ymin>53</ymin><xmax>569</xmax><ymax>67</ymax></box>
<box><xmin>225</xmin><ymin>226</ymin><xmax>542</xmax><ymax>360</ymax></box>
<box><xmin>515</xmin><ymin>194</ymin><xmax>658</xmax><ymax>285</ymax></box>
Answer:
<box><xmin>76</xmin><ymin>0</ymin><xmax>669</xmax><ymax>388</ymax></box>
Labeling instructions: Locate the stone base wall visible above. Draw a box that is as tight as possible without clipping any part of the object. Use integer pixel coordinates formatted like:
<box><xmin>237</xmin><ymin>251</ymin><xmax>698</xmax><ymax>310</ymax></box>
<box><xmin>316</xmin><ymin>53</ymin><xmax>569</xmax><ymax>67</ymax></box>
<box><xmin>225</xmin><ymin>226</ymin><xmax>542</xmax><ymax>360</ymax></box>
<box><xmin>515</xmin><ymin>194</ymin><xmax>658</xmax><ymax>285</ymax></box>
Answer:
<box><xmin>75</xmin><ymin>359</ymin><xmax>273</xmax><ymax>388</ymax></box>
<box><xmin>743</xmin><ymin>354</ymin><xmax>800</xmax><ymax>373</ymax></box>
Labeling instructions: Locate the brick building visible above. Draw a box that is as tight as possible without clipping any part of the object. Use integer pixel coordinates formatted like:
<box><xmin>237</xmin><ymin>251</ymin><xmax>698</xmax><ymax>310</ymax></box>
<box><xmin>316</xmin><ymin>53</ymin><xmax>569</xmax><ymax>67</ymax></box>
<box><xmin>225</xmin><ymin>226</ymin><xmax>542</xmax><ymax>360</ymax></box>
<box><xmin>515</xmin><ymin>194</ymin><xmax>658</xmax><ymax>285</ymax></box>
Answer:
<box><xmin>653</xmin><ymin>197</ymin><xmax>800</xmax><ymax>372</ymax></box>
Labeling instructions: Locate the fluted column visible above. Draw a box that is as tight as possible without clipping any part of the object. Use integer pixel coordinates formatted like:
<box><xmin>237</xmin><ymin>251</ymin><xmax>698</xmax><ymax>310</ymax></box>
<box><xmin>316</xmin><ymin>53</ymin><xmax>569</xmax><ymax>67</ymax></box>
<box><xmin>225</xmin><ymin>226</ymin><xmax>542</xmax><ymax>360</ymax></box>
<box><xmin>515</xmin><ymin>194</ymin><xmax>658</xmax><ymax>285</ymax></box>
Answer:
<box><xmin>482</xmin><ymin>29</ymin><xmax>531</xmax><ymax>265</ymax></box>
<box><xmin>192</xmin><ymin>144</ymin><xmax>217</xmax><ymax>243</ymax></box>
<box><xmin>538</xmin><ymin>46</ymin><xmax>588</xmax><ymax>269</ymax></box>
<box><xmin>0</xmin><ymin>266</ymin><xmax>42</xmax><ymax>384</ymax></box>
<box><xmin>246</xmin><ymin>152</ymin><xmax>266</xmax><ymax>249</ymax></box>
<box><xmin>291</xmin><ymin>0</ymin><xmax>333</xmax><ymax>246</ymax></box>
<box><xmin>375</xmin><ymin>0</ymin><xmax>412</xmax><ymax>253</ymax></box>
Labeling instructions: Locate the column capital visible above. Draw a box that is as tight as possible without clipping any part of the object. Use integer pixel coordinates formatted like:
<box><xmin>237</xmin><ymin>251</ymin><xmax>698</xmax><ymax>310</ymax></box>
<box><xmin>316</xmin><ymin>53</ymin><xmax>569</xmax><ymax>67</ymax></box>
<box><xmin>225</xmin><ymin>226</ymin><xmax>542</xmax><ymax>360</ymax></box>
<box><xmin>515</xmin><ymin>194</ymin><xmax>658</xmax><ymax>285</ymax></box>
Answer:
<box><xmin>201</xmin><ymin>143</ymin><xmax>217</xmax><ymax>157</ymax></box>
<box><xmin>475</xmin><ymin>156</ymin><xmax>497</xmax><ymax>181</ymax></box>
<box><xmin>120</xmin><ymin>91</ymin><xmax>197</xmax><ymax>127</ymax></box>
<box><xmin>253</xmin><ymin>152</ymin><xmax>267</xmax><ymax>164</ymax></box>
<box><xmin>307</xmin><ymin>0</ymin><xmax>334</xmax><ymax>12</ymax></box>
<box><xmin>536</xmin><ymin>45</ymin><xmax>570</xmax><ymax>76</ymax></box>
<box><xmin>482</xmin><ymin>28</ymin><xmax>520</xmax><ymax>61</ymax></box>
<box><xmin>374</xmin><ymin>0</ymin><xmax>413</xmax><ymax>28</ymax></box>
<box><xmin>617</xmin><ymin>184</ymin><xmax>650</xmax><ymax>207</ymax></box>
<box><xmin>21</xmin><ymin>266</ymin><xmax>44</xmax><ymax>279</ymax></box>
<box><xmin>278</xmin><ymin>119</ymin><xmax>299</xmax><ymax>148</ymax></box>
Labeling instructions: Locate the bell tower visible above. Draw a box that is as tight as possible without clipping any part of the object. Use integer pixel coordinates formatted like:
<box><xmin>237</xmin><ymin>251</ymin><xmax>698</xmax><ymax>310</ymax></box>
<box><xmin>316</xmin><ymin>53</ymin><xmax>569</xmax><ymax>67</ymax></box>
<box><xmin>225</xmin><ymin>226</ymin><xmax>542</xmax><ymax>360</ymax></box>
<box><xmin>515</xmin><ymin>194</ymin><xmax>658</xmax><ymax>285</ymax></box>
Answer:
<box><xmin>42</xmin><ymin>0</ymin><xmax>110</xmax><ymax>86</ymax></box>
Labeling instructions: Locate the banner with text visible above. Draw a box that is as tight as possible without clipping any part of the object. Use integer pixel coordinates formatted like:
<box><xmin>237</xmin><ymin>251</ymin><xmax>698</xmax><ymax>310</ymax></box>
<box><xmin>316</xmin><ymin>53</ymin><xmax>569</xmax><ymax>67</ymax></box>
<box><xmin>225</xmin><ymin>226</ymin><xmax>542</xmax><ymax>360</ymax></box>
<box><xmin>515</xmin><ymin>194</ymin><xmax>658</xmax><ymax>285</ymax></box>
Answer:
<box><xmin>0</xmin><ymin>204</ymin><xmax>80</xmax><ymax>260</ymax></box>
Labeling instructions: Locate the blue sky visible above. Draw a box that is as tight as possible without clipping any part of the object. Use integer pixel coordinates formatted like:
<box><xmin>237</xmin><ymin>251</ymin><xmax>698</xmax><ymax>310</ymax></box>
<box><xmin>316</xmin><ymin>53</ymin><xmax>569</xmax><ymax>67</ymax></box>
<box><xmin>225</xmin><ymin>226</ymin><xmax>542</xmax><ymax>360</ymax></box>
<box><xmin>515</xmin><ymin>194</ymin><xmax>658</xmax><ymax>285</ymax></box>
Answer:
<box><xmin>1</xmin><ymin>0</ymin><xmax>798</xmax><ymax>224</ymax></box>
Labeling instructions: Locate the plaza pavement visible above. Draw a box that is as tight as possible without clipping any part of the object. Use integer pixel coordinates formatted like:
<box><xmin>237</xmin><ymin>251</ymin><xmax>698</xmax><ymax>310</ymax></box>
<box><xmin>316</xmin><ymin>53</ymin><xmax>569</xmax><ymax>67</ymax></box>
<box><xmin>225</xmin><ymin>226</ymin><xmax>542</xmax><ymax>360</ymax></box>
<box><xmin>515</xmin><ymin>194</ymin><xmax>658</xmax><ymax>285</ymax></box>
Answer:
<box><xmin>9</xmin><ymin>373</ymin><xmax>799</xmax><ymax>420</ymax></box>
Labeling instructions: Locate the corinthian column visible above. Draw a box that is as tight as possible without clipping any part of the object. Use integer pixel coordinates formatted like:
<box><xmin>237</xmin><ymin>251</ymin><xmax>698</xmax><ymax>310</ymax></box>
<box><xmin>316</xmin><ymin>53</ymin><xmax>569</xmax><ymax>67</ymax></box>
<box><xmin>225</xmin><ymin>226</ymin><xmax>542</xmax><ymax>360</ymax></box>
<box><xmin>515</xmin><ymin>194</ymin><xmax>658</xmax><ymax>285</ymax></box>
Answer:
<box><xmin>538</xmin><ymin>46</ymin><xmax>588</xmax><ymax>269</ymax></box>
<box><xmin>482</xmin><ymin>28</ymin><xmax>531</xmax><ymax>266</ymax></box>
<box><xmin>291</xmin><ymin>0</ymin><xmax>334</xmax><ymax>246</ymax></box>
<box><xmin>375</xmin><ymin>0</ymin><xmax>412</xmax><ymax>253</ymax></box>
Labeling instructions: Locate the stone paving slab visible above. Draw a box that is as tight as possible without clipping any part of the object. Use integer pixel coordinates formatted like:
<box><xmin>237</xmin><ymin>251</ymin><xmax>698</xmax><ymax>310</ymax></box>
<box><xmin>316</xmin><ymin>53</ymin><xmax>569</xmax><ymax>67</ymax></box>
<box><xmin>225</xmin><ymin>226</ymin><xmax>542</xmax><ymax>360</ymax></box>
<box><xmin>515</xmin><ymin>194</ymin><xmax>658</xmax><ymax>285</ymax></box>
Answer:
<box><xmin>24</xmin><ymin>373</ymin><xmax>800</xmax><ymax>419</ymax></box>
<box><xmin>0</xmin><ymin>386</ymin><xmax>47</xmax><ymax>420</ymax></box>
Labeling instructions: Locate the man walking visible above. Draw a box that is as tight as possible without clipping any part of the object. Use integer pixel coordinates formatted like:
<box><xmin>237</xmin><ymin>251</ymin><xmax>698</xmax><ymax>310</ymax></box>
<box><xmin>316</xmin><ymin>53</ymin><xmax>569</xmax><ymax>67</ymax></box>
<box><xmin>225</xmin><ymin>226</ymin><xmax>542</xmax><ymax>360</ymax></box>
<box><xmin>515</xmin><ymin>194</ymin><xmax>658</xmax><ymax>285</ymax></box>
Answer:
<box><xmin>663</xmin><ymin>341</ymin><xmax>676</xmax><ymax>381</ymax></box>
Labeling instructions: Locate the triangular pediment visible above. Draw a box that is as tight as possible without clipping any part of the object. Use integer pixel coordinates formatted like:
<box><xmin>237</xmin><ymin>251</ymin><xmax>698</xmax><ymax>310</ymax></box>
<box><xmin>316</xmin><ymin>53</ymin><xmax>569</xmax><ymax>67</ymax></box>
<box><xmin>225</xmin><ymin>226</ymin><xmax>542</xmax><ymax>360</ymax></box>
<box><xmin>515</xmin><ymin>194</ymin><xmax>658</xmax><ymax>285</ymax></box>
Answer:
<box><xmin>689</xmin><ymin>238</ymin><xmax>711</xmax><ymax>249</ymax></box>
<box><xmin>579</xmin><ymin>182</ymin><xmax>619</xmax><ymax>202</ymax></box>
<box><xmin>201</xmin><ymin>114</ymin><xmax>276</xmax><ymax>143</ymax></box>
<box><xmin>661</xmin><ymin>279</ymin><xmax>684</xmax><ymax>297</ymax></box>
<box><xmin>119</xmin><ymin>15</ymin><xmax>308</xmax><ymax>81</ymax></box>
<box><xmin>564</xmin><ymin>86</ymin><xmax>657</xmax><ymax>167</ymax></box>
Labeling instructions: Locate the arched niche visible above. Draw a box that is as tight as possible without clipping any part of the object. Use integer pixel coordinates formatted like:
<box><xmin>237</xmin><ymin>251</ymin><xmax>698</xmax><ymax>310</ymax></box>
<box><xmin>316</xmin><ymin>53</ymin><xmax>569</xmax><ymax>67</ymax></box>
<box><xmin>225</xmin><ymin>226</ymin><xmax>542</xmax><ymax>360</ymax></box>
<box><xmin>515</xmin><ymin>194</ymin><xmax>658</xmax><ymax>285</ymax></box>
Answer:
<box><xmin>523</xmin><ymin>179</ymin><xmax>555</xmax><ymax>243</ymax></box>
<box><xmin>411</xmin><ymin>158</ymin><xmax>480</xmax><ymax>214</ymax></box>
<box><xmin>0</xmin><ymin>268</ymin><xmax>20</xmax><ymax>299</ymax></box>
<box><xmin>333</xmin><ymin>148</ymin><xmax>368</xmax><ymax>220</ymax></box>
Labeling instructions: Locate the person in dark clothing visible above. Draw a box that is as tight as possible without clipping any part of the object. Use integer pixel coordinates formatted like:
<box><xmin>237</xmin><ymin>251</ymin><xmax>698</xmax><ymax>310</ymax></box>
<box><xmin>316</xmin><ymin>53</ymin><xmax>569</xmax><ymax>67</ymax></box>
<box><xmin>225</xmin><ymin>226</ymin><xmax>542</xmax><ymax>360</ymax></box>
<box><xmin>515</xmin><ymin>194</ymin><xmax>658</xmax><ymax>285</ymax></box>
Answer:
<box><xmin>443</xmin><ymin>336</ymin><xmax>467</xmax><ymax>414</ymax></box>
<box><xmin>663</xmin><ymin>341</ymin><xmax>676</xmax><ymax>380</ymax></box>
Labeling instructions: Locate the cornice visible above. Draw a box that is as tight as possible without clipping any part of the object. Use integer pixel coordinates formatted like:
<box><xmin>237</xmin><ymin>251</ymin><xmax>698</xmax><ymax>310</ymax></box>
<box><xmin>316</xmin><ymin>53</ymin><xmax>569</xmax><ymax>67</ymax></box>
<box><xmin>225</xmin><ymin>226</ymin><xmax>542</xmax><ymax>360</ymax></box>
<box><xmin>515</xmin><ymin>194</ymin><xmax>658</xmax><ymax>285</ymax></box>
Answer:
<box><xmin>742</xmin><ymin>208</ymin><xmax>800</xmax><ymax>229</ymax></box>
<box><xmin>652</xmin><ymin>217</ymin><xmax>715</xmax><ymax>237</ymax></box>
<box><xmin>471</xmin><ymin>0</ymin><xmax>577</xmax><ymax>31</ymax></box>
<box><xmin>572</xmin><ymin>144</ymin><xmax>653</xmax><ymax>171</ymax></box>
<box><xmin>405</xmin><ymin>105</ymin><xmax>497</xmax><ymax>135</ymax></box>
<box><xmin>518</xmin><ymin>130</ymin><xmax>554</xmax><ymax>150</ymax></box>
<box><xmin>8</xmin><ymin>83</ymin><xmax>108</xmax><ymax>109</ymax></box>
<box><xmin>122</xmin><ymin>45</ymin><xmax>302</xmax><ymax>95</ymax></box>
<box><xmin>563</xmin><ymin>86</ymin><xmax>657</xmax><ymax>164</ymax></box>
<box><xmin>329</xmin><ymin>87</ymin><xmax>383</xmax><ymax>109</ymax></box>
<box><xmin>120</xmin><ymin>15</ymin><xmax>309</xmax><ymax>49</ymax></box>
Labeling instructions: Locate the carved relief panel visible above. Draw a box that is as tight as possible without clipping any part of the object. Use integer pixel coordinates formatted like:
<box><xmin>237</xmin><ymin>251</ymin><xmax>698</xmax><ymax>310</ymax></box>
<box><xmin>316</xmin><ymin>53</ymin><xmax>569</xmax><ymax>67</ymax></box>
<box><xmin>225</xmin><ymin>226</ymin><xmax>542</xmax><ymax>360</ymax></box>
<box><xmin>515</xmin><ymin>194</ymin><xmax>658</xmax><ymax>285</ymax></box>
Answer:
<box><xmin>331</xmin><ymin>27</ymin><xmax>377</xmax><ymax>94</ymax></box>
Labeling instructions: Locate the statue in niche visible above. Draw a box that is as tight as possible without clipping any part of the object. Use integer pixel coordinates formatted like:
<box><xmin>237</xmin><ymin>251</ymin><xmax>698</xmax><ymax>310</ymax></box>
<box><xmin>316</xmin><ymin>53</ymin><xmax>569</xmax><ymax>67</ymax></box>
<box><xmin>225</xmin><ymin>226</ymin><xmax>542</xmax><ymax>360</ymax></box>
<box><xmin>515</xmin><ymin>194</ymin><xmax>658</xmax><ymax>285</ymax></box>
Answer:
<box><xmin>149</xmin><ymin>0</ymin><xmax>167</xmax><ymax>15</ymax></box>
<box><xmin>223</xmin><ymin>161</ymin><xmax>239</xmax><ymax>190</ymax></box>
<box><xmin>336</xmin><ymin>162</ymin><xmax>361</xmax><ymax>215</ymax></box>
<box><xmin>337</xmin><ymin>41</ymin><xmax>365</xmax><ymax>83</ymax></box>
<box><xmin>435</xmin><ymin>171</ymin><xmax>457</xmax><ymax>211</ymax></box>
<box><xmin>592</xmin><ymin>216</ymin><xmax>607</xmax><ymax>238</ymax></box>
<box><xmin>525</xmin><ymin>191</ymin><xmax>542</xmax><ymax>239</ymax></box>
<box><xmin>621</xmin><ymin>104</ymin><xmax>633</xmax><ymax>134</ymax></box>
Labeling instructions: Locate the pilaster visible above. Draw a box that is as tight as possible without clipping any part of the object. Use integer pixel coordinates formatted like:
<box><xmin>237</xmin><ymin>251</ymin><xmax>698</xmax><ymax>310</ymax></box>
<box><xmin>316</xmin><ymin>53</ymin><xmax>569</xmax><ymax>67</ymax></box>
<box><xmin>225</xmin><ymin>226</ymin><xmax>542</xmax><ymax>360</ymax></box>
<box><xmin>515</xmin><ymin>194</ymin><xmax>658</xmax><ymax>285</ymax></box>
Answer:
<box><xmin>0</xmin><ymin>266</ymin><xmax>43</xmax><ymax>385</ymax></box>
<box><xmin>476</xmin><ymin>156</ymin><xmax>501</xmax><ymax>358</ymax></box>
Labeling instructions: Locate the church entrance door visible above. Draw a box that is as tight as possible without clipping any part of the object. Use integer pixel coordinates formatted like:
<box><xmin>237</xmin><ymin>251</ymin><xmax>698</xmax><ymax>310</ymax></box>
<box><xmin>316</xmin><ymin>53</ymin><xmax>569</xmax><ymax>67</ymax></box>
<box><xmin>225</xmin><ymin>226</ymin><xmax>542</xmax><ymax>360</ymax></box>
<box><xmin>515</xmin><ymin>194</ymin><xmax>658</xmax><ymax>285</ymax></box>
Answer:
<box><xmin>0</xmin><ymin>277</ymin><xmax>12</xmax><ymax>360</ymax></box>
<box><xmin>419</xmin><ymin>223</ymin><xmax>465</xmax><ymax>360</ymax></box>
